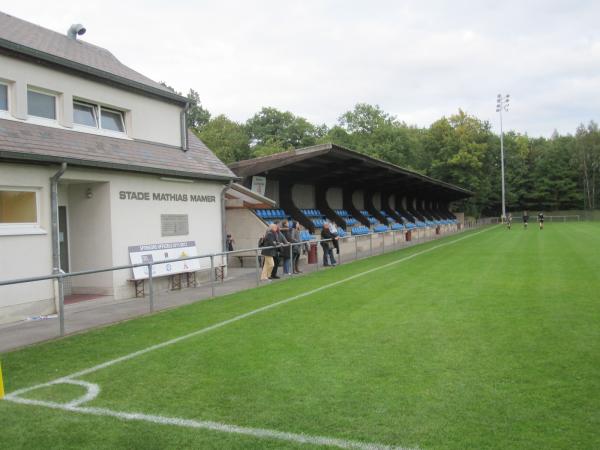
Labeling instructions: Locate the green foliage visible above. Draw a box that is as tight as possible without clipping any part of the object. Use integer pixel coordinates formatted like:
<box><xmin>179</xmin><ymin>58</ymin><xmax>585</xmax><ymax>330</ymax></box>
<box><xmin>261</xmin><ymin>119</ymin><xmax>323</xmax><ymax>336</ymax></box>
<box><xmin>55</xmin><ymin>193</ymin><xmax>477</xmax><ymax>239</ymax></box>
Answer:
<box><xmin>245</xmin><ymin>107</ymin><xmax>326</xmax><ymax>152</ymax></box>
<box><xmin>196</xmin><ymin>115</ymin><xmax>251</xmax><ymax>163</ymax></box>
<box><xmin>186</xmin><ymin>89</ymin><xmax>211</xmax><ymax>131</ymax></box>
<box><xmin>158</xmin><ymin>84</ymin><xmax>600</xmax><ymax>215</ymax></box>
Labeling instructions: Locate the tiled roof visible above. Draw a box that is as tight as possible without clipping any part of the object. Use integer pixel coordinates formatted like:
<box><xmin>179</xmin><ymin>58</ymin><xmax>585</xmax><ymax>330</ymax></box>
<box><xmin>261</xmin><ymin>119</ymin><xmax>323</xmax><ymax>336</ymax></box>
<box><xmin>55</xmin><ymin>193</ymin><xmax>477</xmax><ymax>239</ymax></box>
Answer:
<box><xmin>0</xmin><ymin>11</ymin><xmax>185</xmax><ymax>102</ymax></box>
<box><xmin>0</xmin><ymin>118</ymin><xmax>236</xmax><ymax>181</ymax></box>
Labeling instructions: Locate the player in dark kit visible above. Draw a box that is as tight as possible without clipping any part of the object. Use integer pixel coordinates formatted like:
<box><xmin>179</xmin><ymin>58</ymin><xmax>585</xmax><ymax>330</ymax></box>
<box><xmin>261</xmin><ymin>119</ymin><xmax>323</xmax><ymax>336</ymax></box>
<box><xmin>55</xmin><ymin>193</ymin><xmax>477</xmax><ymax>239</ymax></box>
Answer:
<box><xmin>506</xmin><ymin>213</ymin><xmax>512</xmax><ymax>230</ymax></box>
<box><xmin>538</xmin><ymin>212</ymin><xmax>544</xmax><ymax>230</ymax></box>
<box><xmin>523</xmin><ymin>211</ymin><xmax>529</xmax><ymax>229</ymax></box>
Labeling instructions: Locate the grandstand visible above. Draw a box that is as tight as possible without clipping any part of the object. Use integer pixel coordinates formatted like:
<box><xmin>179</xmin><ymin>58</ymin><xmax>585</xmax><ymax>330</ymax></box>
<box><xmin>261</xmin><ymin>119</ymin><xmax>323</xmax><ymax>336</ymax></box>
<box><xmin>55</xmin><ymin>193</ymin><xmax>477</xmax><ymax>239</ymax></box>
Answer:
<box><xmin>227</xmin><ymin>144</ymin><xmax>466</xmax><ymax>248</ymax></box>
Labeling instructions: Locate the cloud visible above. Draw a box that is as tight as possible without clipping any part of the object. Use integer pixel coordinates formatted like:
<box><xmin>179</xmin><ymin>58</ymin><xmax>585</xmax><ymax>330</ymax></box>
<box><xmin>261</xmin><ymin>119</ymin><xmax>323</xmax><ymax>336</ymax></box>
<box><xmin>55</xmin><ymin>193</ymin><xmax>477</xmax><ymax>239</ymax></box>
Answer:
<box><xmin>3</xmin><ymin>0</ymin><xmax>600</xmax><ymax>136</ymax></box>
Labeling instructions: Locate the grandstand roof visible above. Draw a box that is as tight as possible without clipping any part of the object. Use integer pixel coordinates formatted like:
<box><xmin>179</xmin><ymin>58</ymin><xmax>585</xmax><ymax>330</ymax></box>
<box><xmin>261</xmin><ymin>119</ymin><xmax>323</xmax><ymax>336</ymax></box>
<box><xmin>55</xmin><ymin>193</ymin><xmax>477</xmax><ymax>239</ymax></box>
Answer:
<box><xmin>229</xmin><ymin>143</ymin><xmax>472</xmax><ymax>200</ymax></box>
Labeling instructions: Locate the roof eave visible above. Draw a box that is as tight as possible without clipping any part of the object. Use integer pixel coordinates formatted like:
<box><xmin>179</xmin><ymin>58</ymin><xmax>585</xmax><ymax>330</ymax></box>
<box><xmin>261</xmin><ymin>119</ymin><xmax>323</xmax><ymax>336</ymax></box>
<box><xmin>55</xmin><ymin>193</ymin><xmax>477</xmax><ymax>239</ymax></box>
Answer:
<box><xmin>0</xmin><ymin>38</ymin><xmax>188</xmax><ymax>105</ymax></box>
<box><xmin>0</xmin><ymin>150</ymin><xmax>239</xmax><ymax>183</ymax></box>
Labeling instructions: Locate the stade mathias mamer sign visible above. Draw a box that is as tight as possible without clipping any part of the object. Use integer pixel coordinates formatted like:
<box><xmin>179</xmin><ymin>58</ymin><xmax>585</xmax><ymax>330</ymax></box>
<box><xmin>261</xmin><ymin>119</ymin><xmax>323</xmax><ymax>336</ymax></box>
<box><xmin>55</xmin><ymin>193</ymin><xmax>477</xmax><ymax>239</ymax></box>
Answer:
<box><xmin>118</xmin><ymin>191</ymin><xmax>216</xmax><ymax>203</ymax></box>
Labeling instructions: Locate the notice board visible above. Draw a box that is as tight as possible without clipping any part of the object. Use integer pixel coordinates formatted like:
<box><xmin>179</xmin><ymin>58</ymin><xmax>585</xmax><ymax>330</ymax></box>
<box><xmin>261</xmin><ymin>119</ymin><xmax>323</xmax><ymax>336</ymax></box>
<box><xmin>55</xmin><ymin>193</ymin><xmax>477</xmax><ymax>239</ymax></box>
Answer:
<box><xmin>128</xmin><ymin>241</ymin><xmax>203</xmax><ymax>280</ymax></box>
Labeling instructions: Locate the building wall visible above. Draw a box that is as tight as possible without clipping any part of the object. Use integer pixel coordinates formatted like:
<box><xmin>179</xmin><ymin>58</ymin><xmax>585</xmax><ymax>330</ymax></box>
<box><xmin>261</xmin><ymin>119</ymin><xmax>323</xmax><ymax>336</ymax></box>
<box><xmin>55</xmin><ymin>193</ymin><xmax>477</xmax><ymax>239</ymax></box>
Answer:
<box><xmin>352</xmin><ymin>190</ymin><xmax>364</xmax><ymax>210</ymax></box>
<box><xmin>372</xmin><ymin>192</ymin><xmax>381</xmax><ymax>210</ymax></box>
<box><xmin>264</xmin><ymin>179</ymin><xmax>279</xmax><ymax>204</ymax></box>
<box><xmin>0</xmin><ymin>54</ymin><xmax>182</xmax><ymax>147</ymax></box>
<box><xmin>0</xmin><ymin>162</ymin><xmax>227</xmax><ymax>321</ymax></box>
<box><xmin>0</xmin><ymin>163</ymin><xmax>54</xmax><ymax>323</ymax></box>
<box><xmin>225</xmin><ymin>208</ymin><xmax>267</xmax><ymax>266</ymax></box>
<box><xmin>326</xmin><ymin>187</ymin><xmax>343</xmax><ymax>209</ymax></box>
<box><xmin>291</xmin><ymin>184</ymin><xmax>315</xmax><ymax>209</ymax></box>
<box><xmin>388</xmin><ymin>194</ymin><xmax>396</xmax><ymax>210</ymax></box>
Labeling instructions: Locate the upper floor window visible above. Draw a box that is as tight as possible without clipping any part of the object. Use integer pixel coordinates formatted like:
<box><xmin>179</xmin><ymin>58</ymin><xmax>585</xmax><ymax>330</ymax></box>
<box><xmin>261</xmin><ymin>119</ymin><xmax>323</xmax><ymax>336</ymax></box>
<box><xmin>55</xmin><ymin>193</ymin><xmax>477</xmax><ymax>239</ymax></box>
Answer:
<box><xmin>100</xmin><ymin>108</ymin><xmax>125</xmax><ymax>132</ymax></box>
<box><xmin>27</xmin><ymin>89</ymin><xmax>56</xmax><ymax>120</ymax></box>
<box><xmin>73</xmin><ymin>100</ymin><xmax>126</xmax><ymax>133</ymax></box>
<box><xmin>0</xmin><ymin>83</ymin><xmax>7</xmax><ymax>111</ymax></box>
<box><xmin>73</xmin><ymin>101</ymin><xmax>98</xmax><ymax>127</ymax></box>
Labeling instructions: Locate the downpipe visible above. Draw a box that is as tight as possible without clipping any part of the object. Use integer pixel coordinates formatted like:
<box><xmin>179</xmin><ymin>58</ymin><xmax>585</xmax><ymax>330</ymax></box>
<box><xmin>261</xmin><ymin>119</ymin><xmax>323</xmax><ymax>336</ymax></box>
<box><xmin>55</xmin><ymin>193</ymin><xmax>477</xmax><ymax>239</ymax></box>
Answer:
<box><xmin>50</xmin><ymin>163</ymin><xmax>67</xmax><ymax>334</ymax></box>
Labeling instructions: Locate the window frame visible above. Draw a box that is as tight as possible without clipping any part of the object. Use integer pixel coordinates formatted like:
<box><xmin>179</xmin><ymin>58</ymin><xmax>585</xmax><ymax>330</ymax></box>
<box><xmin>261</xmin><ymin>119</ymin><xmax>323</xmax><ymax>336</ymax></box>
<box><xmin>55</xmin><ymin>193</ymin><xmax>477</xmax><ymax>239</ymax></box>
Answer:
<box><xmin>27</xmin><ymin>87</ymin><xmax>58</xmax><ymax>122</ymax></box>
<box><xmin>0</xmin><ymin>187</ymin><xmax>45</xmax><ymax>236</ymax></box>
<box><xmin>99</xmin><ymin>106</ymin><xmax>126</xmax><ymax>133</ymax></box>
<box><xmin>73</xmin><ymin>100</ymin><xmax>99</xmax><ymax>128</ymax></box>
<box><xmin>0</xmin><ymin>81</ymin><xmax>8</xmax><ymax>113</ymax></box>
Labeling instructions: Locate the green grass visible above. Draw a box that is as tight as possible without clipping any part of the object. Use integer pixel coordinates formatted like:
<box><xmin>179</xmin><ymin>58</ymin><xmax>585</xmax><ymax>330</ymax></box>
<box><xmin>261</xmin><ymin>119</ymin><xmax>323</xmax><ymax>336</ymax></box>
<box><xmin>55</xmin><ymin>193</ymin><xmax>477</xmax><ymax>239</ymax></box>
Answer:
<box><xmin>2</xmin><ymin>223</ymin><xmax>600</xmax><ymax>449</ymax></box>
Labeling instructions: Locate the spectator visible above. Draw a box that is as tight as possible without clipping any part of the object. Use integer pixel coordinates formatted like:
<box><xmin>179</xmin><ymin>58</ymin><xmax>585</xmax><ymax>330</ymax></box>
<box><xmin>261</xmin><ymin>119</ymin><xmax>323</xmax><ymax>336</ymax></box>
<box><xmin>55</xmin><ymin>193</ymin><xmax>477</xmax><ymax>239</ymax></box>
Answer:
<box><xmin>281</xmin><ymin>220</ymin><xmax>293</xmax><ymax>275</ymax></box>
<box><xmin>288</xmin><ymin>221</ymin><xmax>302</xmax><ymax>274</ymax></box>
<box><xmin>271</xmin><ymin>220</ymin><xmax>289</xmax><ymax>279</ymax></box>
<box><xmin>226</xmin><ymin>234</ymin><xmax>235</xmax><ymax>251</ymax></box>
<box><xmin>328</xmin><ymin>221</ymin><xmax>340</xmax><ymax>254</ymax></box>
<box><xmin>320</xmin><ymin>223</ymin><xmax>338</xmax><ymax>266</ymax></box>
<box><xmin>260</xmin><ymin>224</ymin><xmax>278</xmax><ymax>281</ymax></box>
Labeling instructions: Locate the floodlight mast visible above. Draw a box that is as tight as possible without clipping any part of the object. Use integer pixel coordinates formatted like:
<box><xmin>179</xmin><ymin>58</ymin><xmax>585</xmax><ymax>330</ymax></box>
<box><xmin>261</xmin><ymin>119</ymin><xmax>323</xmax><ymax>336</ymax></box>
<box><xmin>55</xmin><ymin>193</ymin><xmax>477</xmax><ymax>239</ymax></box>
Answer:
<box><xmin>496</xmin><ymin>94</ymin><xmax>510</xmax><ymax>218</ymax></box>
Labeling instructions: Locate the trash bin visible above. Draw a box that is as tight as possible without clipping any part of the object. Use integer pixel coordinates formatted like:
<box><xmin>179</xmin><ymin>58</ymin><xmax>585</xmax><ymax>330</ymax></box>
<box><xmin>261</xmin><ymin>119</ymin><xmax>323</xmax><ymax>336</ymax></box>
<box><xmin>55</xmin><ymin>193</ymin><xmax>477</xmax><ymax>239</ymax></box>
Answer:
<box><xmin>405</xmin><ymin>230</ymin><xmax>412</xmax><ymax>241</ymax></box>
<box><xmin>308</xmin><ymin>242</ymin><xmax>318</xmax><ymax>264</ymax></box>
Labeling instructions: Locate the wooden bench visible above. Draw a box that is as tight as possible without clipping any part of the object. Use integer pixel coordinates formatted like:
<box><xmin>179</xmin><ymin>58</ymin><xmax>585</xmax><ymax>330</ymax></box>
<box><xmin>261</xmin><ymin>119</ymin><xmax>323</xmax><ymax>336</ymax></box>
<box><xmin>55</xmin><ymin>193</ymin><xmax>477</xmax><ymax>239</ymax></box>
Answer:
<box><xmin>128</xmin><ymin>270</ymin><xmax>198</xmax><ymax>298</ymax></box>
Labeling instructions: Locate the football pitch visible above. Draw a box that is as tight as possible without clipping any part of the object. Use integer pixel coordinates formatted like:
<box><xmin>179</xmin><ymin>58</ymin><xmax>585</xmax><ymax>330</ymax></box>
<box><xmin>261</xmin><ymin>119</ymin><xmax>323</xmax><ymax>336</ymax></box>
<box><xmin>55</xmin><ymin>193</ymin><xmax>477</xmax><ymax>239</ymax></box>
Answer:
<box><xmin>1</xmin><ymin>223</ymin><xmax>599</xmax><ymax>449</ymax></box>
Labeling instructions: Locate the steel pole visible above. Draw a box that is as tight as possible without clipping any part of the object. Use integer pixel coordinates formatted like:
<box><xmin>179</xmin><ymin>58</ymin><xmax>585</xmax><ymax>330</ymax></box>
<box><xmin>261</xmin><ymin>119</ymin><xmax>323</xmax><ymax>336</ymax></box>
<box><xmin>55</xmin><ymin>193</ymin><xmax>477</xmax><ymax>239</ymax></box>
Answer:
<box><xmin>255</xmin><ymin>248</ymin><xmax>260</xmax><ymax>286</ymax></box>
<box><xmin>148</xmin><ymin>264</ymin><xmax>154</xmax><ymax>313</ymax></box>
<box><xmin>499</xmin><ymin>103</ymin><xmax>506</xmax><ymax>218</ymax></box>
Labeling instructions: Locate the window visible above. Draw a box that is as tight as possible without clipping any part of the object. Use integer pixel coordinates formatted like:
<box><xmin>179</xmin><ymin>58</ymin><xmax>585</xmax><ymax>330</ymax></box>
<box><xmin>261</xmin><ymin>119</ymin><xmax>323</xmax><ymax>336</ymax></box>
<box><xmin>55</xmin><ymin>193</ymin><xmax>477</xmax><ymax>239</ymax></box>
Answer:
<box><xmin>100</xmin><ymin>108</ymin><xmax>125</xmax><ymax>132</ymax></box>
<box><xmin>161</xmin><ymin>214</ymin><xmax>189</xmax><ymax>237</ymax></box>
<box><xmin>73</xmin><ymin>101</ymin><xmax>98</xmax><ymax>127</ymax></box>
<box><xmin>27</xmin><ymin>89</ymin><xmax>57</xmax><ymax>120</ymax></box>
<box><xmin>0</xmin><ymin>83</ymin><xmax>7</xmax><ymax>111</ymax></box>
<box><xmin>0</xmin><ymin>190</ymin><xmax>38</xmax><ymax>224</ymax></box>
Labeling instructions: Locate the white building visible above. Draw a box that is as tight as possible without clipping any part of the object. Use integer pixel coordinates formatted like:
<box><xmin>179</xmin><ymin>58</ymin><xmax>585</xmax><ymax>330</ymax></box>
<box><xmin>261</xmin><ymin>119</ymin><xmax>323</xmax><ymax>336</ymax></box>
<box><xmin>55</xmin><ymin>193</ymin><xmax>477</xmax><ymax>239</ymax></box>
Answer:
<box><xmin>0</xmin><ymin>12</ymin><xmax>236</xmax><ymax>323</ymax></box>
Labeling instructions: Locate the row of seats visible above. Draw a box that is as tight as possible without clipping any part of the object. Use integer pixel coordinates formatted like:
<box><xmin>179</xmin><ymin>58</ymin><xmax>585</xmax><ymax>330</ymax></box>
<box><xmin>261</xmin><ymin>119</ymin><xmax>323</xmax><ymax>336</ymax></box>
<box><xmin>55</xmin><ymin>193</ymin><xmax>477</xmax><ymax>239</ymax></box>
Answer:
<box><xmin>334</xmin><ymin>209</ymin><xmax>349</xmax><ymax>217</ymax></box>
<box><xmin>345</xmin><ymin>217</ymin><xmax>358</xmax><ymax>226</ymax></box>
<box><xmin>351</xmin><ymin>226</ymin><xmax>370</xmax><ymax>235</ymax></box>
<box><xmin>301</xmin><ymin>209</ymin><xmax>322</xmax><ymax>217</ymax></box>
<box><xmin>312</xmin><ymin>218</ymin><xmax>327</xmax><ymax>228</ymax></box>
<box><xmin>390</xmin><ymin>223</ymin><xmax>404</xmax><ymax>231</ymax></box>
<box><xmin>299</xmin><ymin>230</ymin><xmax>313</xmax><ymax>241</ymax></box>
<box><xmin>373</xmin><ymin>224</ymin><xmax>389</xmax><ymax>233</ymax></box>
<box><xmin>255</xmin><ymin>209</ymin><xmax>287</xmax><ymax>219</ymax></box>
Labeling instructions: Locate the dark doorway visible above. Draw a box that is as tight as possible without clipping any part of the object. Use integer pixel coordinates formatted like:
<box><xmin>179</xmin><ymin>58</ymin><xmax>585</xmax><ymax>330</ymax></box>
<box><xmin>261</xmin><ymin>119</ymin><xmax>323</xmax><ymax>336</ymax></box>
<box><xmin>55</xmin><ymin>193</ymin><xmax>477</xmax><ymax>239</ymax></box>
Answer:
<box><xmin>58</xmin><ymin>206</ymin><xmax>69</xmax><ymax>272</ymax></box>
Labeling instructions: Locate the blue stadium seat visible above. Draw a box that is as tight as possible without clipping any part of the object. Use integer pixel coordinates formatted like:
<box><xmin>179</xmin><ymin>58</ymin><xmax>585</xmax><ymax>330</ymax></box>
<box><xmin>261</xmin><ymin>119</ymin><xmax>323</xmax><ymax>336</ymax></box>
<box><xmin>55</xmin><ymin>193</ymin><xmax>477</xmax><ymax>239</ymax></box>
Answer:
<box><xmin>373</xmin><ymin>224</ymin><xmax>389</xmax><ymax>233</ymax></box>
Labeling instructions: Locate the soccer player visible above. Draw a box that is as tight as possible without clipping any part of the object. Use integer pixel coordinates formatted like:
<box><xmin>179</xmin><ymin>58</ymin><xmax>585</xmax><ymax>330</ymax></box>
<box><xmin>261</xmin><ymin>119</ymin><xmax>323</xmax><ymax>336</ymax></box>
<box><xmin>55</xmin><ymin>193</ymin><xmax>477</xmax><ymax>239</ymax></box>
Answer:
<box><xmin>506</xmin><ymin>213</ymin><xmax>512</xmax><ymax>230</ymax></box>
<box><xmin>523</xmin><ymin>210</ymin><xmax>529</xmax><ymax>229</ymax></box>
<box><xmin>538</xmin><ymin>211</ymin><xmax>544</xmax><ymax>230</ymax></box>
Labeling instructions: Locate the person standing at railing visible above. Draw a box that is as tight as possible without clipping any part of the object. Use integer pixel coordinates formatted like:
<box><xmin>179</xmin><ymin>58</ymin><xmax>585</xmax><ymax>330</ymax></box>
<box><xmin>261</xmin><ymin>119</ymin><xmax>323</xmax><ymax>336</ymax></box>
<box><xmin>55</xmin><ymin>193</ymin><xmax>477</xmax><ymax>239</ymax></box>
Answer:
<box><xmin>281</xmin><ymin>220</ymin><xmax>294</xmax><ymax>276</ymax></box>
<box><xmin>328</xmin><ymin>221</ymin><xmax>340</xmax><ymax>255</ymax></box>
<box><xmin>270</xmin><ymin>220</ymin><xmax>289</xmax><ymax>279</ymax></box>
<box><xmin>290</xmin><ymin>222</ymin><xmax>303</xmax><ymax>274</ymax></box>
<box><xmin>320</xmin><ymin>223</ymin><xmax>338</xmax><ymax>267</ymax></box>
<box><xmin>260</xmin><ymin>224</ymin><xmax>279</xmax><ymax>281</ymax></box>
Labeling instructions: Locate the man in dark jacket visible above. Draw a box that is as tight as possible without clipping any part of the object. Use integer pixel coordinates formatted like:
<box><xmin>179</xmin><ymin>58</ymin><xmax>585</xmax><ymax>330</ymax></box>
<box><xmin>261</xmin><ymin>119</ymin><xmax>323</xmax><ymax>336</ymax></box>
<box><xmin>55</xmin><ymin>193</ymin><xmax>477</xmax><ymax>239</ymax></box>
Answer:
<box><xmin>260</xmin><ymin>224</ymin><xmax>279</xmax><ymax>281</ymax></box>
<box><xmin>320</xmin><ymin>223</ymin><xmax>338</xmax><ymax>266</ymax></box>
<box><xmin>271</xmin><ymin>221</ymin><xmax>289</xmax><ymax>279</ymax></box>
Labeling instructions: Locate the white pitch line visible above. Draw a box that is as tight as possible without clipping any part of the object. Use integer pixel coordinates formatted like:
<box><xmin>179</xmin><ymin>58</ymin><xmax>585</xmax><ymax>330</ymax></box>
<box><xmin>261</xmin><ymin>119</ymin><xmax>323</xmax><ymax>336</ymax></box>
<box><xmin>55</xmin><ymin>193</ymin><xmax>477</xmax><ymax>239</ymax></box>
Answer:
<box><xmin>6</xmin><ymin>395</ymin><xmax>416</xmax><ymax>450</ymax></box>
<box><xmin>5</xmin><ymin>226</ymin><xmax>494</xmax><ymax>449</ymax></box>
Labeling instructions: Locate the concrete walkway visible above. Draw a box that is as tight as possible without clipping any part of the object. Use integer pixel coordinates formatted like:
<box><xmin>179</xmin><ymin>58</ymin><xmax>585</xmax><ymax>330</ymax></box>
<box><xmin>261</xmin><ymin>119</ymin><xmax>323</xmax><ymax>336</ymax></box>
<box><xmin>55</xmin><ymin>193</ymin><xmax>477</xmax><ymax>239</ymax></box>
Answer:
<box><xmin>0</xmin><ymin>231</ymin><xmax>459</xmax><ymax>353</ymax></box>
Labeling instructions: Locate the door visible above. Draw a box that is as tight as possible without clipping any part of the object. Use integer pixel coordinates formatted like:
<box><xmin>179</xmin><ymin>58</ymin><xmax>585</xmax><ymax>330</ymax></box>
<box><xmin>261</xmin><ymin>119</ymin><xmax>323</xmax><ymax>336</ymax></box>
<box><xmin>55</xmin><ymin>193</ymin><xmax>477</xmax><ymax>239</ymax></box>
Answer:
<box><xmin>58</xmin><ymin>206</ymin><xmax>69</xmax><ymax>272</ymax></box>
<box><xmin>58</xmin><ymin>206</ymin><xmax>72</xmax><ymax>295</ymax></box>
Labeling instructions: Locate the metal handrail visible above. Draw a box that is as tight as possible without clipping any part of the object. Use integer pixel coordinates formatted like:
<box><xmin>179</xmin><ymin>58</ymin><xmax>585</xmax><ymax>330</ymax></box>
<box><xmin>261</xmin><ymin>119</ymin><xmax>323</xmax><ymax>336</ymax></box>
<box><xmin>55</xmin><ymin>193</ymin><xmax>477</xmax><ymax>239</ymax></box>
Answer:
<box><xmin>0</xmin><ymin>221</ymin><xmax>471</xmax><ymax>337</ymax></box>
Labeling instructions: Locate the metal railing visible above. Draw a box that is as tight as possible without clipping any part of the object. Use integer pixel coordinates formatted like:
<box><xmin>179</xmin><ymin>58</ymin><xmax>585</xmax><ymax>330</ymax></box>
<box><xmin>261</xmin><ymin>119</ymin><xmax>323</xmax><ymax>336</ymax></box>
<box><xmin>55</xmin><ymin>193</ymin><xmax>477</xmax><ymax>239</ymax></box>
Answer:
<box><xmin>509</xmin><ymin>215</ymin><xmax>580</xmax><ymax>222</ymax></box>
<box><xmin>0</xmin><ymin>221</ymin><xmax>483</xmax><ymax>345</ymax></box>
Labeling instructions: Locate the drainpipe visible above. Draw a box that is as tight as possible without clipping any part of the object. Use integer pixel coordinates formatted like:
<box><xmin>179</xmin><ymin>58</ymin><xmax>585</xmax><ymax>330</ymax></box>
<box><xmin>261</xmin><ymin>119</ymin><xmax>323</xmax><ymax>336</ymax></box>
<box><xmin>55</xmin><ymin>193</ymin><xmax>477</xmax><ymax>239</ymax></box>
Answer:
<box><xmin>50</xmin><ymin>163</ymin><xmax>67</xmax><ymax>332</ymax></box>
<box><xmin>180</xmin><ymin>102</ymin><xmax>190</xmax><ymax>151</ymax></box>
<box><xmin>221</xmin><ymin>180</ymin><xmax>233</xmax><ymax>253</ymax></box>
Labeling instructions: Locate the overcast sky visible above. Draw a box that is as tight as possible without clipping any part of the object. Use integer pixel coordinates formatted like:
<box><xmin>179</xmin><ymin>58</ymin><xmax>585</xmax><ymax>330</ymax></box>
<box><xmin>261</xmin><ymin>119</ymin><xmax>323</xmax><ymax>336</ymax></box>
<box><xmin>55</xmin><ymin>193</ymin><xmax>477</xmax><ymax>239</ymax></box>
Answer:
<box><xmin>4</xmin><ymin>1</ymin><xmax>600</xmax><ymax>136</ymax></box>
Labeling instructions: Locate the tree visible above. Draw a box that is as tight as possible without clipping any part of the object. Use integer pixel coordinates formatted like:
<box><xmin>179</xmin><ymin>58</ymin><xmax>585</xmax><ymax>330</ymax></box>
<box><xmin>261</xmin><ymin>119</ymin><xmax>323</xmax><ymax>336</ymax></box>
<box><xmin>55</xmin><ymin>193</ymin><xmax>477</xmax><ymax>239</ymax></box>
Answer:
<box><xmin>197</xmin><ymin>115</ymin><xmax>251</xmax><ymax>163</ymax></box>
<box><xmin>245</xmin><ymin>107</ymin><xmax>326</xmax><ymax>151</ymax></box>
<box><xmin>574</xmin><ymin>121</ymin><xmax>600</xmax><ymax>209</ymax></box>
<box><xmin>186</xmin><ymin>89</ymin><xmax>211</xmax><ymax>131</ymax></box>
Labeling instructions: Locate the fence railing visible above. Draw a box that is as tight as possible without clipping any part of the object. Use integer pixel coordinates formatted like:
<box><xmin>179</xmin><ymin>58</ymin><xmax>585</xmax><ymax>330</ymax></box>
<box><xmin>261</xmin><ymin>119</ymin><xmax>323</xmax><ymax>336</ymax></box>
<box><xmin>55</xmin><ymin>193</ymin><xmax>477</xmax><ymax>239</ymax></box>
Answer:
<box><xmin>0</xmin><ymin>221</ymin><xmax>488</xmax><ymax>348</ymax></box>
<box><xmin>509</xmin><ymin>215</ymin><xmax>580</xmax><ymax>222</ymax></box>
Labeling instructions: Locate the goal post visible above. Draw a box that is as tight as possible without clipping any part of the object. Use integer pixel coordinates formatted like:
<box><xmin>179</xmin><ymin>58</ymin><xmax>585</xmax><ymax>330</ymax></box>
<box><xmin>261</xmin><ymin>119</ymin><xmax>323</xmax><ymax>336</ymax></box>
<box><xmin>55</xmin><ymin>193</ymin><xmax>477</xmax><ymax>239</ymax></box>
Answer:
<box><xmin>0</xmin><ymin>361</ymin><xmax>4</xmax><ymax>399</ymax></box>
